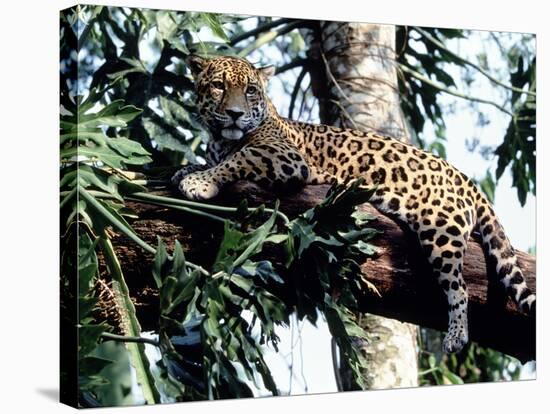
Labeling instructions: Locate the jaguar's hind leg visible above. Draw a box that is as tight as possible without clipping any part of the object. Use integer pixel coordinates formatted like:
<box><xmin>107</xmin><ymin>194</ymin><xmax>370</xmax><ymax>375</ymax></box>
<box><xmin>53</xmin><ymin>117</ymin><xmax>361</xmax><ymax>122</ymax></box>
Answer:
<box><xmin>306</xmin><ymin>164</ymin><xmax>338</xmax><ymax>185</ymax></box>
<box><xmin>418</xmin><ymin>234</ymin><xmax>470</xmax><ymax>353</ymax></box>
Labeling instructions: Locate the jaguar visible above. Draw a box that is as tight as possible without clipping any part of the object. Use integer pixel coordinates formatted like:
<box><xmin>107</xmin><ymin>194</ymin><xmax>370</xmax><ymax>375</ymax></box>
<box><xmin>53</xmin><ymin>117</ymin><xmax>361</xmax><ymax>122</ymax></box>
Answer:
<box><xmin>172</xmin><ymin>54</ymin><xmax>535</xmax><ymax>353</ymax></box>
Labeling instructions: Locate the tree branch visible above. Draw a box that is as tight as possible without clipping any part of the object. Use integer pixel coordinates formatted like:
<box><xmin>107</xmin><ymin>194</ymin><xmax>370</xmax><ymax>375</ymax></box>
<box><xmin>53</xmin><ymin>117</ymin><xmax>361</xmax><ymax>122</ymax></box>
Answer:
<box><xmin>238</xmin><ymin>21</ymin><xmax>306</xmax><ymax>57</ymax></box>
<box><xmin>275</xmin><ymin>58</ymin><xmax>309</xmax><ymax>75</ymax></box>
<box><xmin>229</xmin><ymin>18</ymin><xmax>292</xmax><ymax>46</ymax></box>
<box><xmin>288</xmin><ymin>67</ymin><xmax>307</xmax><ymax>119</ymax></box>
<box><xmin>414</xmin><ymin>27</ymin><xmax>536</xmax><ymax>98</ymax></box>
<box><xmin>100</xmin><ymin>332</ymin><xmax>160</xmax><ymax>347</ymax></box>
<box><xmin>399</xmin><ymin>64</ymin><xmax>514</xmax><ymax>116</ymax></box>
<box><xmin>112</xmin><ymin>183</ymin><xmax>535</xmax><ymax>363</ymax></box>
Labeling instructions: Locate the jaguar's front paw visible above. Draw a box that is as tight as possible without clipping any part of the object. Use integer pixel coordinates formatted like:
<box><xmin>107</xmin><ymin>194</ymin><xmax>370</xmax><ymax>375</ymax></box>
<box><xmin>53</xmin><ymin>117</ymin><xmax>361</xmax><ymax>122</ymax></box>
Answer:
<box><xmin>171</xmin><ymin>165</ymin><xmax>199</xmax><ymax>187</ymax></box>
<box><xmin>177</xmin><ymin>173</ymin><xmax>219</xmax><ymax>200</ymax></box>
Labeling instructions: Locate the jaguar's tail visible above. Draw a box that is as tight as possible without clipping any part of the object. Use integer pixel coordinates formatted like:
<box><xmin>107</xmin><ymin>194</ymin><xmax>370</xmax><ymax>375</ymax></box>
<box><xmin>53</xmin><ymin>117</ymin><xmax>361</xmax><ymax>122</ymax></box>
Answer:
<box><xmin>475</xmin><ymin>192</ymin><xmax>535</xmax><ymax>314</ymax></box>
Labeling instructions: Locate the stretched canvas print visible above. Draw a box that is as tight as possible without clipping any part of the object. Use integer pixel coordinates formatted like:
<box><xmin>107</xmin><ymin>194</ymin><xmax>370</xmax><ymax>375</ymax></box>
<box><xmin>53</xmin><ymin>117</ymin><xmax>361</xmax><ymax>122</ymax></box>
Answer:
<box><xmin>60</xmin><ymin>4</ymin><xmax>536</xmax><ymax>408</ymax></box>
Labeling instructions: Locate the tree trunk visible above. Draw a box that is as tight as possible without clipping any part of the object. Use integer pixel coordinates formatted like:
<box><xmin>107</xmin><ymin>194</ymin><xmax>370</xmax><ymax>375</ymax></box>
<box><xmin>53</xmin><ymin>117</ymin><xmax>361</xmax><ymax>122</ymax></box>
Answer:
<box><xmin>306</xmin><ymin>22</ymin><xmax>419</xmax><ymax>390</ymax></box>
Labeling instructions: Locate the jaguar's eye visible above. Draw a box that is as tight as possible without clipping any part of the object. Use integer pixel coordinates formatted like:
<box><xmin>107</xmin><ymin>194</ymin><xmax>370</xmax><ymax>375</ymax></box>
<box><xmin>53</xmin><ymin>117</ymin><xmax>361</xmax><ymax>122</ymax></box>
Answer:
<box><xmin>211</xmin><ymin>81</ymin><xmax>224</xmax><ymax>90</ymax></box>
<box><xmin>246</xmin><ymin>85</ymin><xmax>258</xmax><ymax>95</ymax></box>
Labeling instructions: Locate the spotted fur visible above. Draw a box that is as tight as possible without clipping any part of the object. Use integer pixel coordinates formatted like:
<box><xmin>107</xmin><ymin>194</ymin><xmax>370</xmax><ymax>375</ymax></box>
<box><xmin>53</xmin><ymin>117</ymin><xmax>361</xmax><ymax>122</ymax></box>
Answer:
<box><xmin>172</xmin><ymin>55</ymin><xmax>535</xmax><ymax>353</ymax></box>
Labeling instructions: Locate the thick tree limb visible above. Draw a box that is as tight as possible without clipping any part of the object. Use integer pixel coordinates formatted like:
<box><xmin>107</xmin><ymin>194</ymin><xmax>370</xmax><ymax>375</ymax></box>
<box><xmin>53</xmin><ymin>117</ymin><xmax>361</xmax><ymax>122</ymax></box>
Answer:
<box><xmin>113</xmin><ymin>182</ymin><xmax>536</xmax><ymax>363</ymax></box>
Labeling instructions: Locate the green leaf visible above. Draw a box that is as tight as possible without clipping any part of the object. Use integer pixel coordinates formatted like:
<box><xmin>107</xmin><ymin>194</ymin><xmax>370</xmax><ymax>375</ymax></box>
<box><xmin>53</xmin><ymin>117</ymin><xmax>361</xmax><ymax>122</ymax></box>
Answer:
<box><xmin>323</xmin><ymin>299</ymin><xmax>368</xmax><ymax>389</ymax></box>
<box><xmin>155</xmin><ymin>11</ymin><xmax>179</xmax><ymax>42</ymax></box>
<box><xmin>142</xmin><ymin>117</ymin><xmax>197</xmax><ymax>162</ymax></box>
<box><xmin>87</xmin><ymin>341</ymin><xmax>137</xmax><ymax>406</ymax></box>
<box><xmin>79</xmin><ymin>189</ymin><xmax>154</xmax><ymax>255</ymax></box>
<box><xmin>478</xmin><ymin>169</ymin><xmax>496</xmax><ymax>204</ymax></box>
<box><xmin>428</xmin><ymin>354</ymin><xmax>437</xmax><ymax>369</ymax></box>
<box><xmin>79</xmin><ymin>355</ymin><xmax>114</xmax><ymax>375</ymax></box>
<box><xmin>233</xmin><ymin>207</ymin><xmax>278</xmax><ymax>268</ymax></box>
<box><xmin>61</xmin><ymin>87</ymin><xmax>150</xmax><ymax>171</ymax></box>
<box><xmin>281</xmin><ymin>179</ymin><xmax>380</xmax><ymax>387</ymax></box>
<box><xmin>148</xmin><ymin>179</ymin><xmax>379</xmax><ymax>399</ymax></box>
<box><xmin>108</xmin><ymin>57</ymin><xmax>148</xmax><ymax>80</ymax></box>
<box><xmin>79</xmin><ymin>323</ymin><xmax>108</xmax><ymax>356</ymax></box>
<box><xmin>355</xmin><ymin>240</ymin><xmax>378</xmax><ymax>256</ymax></box>
<box><xmin>288</xmin><ymin>218</ymin><xmax>317</xmax><ymax>258</ymax></box>
<box><xmin>264</xmin><ymin>234</ymin><xmax>288</xmax><ymax>244</ymax></box>
<box><xmin>351</xmin><ymin>210</ymin><xmax>376</xmax><ymax>226</ymax></box>
<box><xmin>441</xmin><ymin>368</ymin><xmax>464</xmax><ymax>385</ymax></box>
<box><xmin>152</xmin><ymin>237</ymin><xmax>169</xmax><ymax>289</ymax></box>
<box><xmin>199</xmin><ymin>13</ymin><xmax>230</xmax><ymax>42</ymax></box>
<box><xmin>166</xmin><ymin>271</ymin><xmax>200</xmax><ymax>315</ymax></box>
<box><xmin>494</xmin><ymin>73</ymin><xmax>535</xmax><ymax>206</ymax></box>
<box><xmin>73</xmin><ymin>101</ymin><xmax>143</xmax><ymax>129</ymax></box>
<box><xmin>428</xmin><ymin>140</ymin><xmax>447</xmax><ymax>159</ymax></box>
<box><xmin>78</xmin><ymin>233</ymin><xmax>100</xmax><ymax>295</ymax></box>
<box><xmin>172</xmin><ymin>241</ymin><xmax>189</xmax><ymax>282</ymax></box>
<box><xmin>61</xmin><ymin>85</ymin><xmax>153</xmax><ymax>250</ymax></box>
<box><xmin>214</xmin><ymin>206</ymin><xmax>279</xmax><ymax>273</ymax></box>
<box><xmin>235</xmin><ymin>260</ymin><xmax>284</xmax><ymax>284</ymax></box>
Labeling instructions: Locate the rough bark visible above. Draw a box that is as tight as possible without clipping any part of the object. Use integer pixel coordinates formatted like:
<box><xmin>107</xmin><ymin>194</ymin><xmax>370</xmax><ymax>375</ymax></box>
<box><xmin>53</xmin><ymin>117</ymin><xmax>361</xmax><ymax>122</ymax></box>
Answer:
<box><xmin>110</xmin><ymin>183</ymin><xmax>536</xmax><ymax>363</ymax></box>
<box><xmin>312</xmin><ymin>22</ymin><xmax>408</xmax><ymax>139</ymax></box>
<box><xmin>307</xmin><ymin>22</ymin><xmax>419</xmax><ymax>389</ymax></box>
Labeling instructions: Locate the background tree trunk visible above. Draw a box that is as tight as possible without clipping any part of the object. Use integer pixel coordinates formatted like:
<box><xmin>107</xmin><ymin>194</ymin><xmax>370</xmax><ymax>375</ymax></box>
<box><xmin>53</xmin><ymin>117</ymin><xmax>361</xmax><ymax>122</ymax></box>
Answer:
<box><xmin>306</xmin><ymin>22</ymin><xmax>419</xmax><ymax>390</ymax></box>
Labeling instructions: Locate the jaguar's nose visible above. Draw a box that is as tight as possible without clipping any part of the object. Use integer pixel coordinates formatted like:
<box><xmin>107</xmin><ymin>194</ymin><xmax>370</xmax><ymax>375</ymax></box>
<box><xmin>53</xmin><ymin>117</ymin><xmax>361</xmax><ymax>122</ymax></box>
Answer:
<box><xmin>226</xmin><ymin>109</ymin><xmax>245</xmax><ymax>121</ymax></box>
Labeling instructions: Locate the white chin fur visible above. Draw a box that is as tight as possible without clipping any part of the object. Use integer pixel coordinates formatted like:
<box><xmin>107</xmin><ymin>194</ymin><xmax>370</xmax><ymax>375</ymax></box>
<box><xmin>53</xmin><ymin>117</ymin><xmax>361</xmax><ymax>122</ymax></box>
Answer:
<box><xmin>221</xmin><ymin>128</ymin><xmax>244</xmax><ymax>140</ymax></box>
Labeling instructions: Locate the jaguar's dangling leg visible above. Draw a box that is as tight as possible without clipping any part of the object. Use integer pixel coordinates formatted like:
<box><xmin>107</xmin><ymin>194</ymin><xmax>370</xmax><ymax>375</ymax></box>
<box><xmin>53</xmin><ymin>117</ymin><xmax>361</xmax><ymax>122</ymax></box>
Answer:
<box><xmin>418</xmin><ymin>229</ymin><xmax>470</xmax><ymax>353</ymax></box>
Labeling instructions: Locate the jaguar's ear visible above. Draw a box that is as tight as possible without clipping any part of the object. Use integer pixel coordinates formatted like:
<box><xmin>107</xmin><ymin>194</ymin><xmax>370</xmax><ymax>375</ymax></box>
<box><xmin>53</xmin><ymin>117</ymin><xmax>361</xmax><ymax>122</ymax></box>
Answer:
<box><xmin>186</xmin><ymin>55</ymin><xmax>208</xmax><ymax>76</ymax></box>
<box><xmin>258</xmin><ymin>65</ymin><xmax>275</xmax><ymax>82</ymax></box>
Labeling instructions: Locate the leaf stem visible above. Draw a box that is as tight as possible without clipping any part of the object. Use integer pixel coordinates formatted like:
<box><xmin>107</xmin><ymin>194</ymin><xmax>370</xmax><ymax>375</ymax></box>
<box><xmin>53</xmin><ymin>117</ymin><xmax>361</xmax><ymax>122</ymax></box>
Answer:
<box><xmin>101</xmin><ymin>332</ymin><xmax>160</xmax><ymax>347</ymax></box>
<box><xmin>60</xmin><ymin>187</ymin><xmax>77</xmax><ymax>210</ymax></box>
<box><xmin>80</xmin><ymin>188</ymin><xmax>211</xmax><ymax>276</ymax></box>
<box><xmin>126</xmin><ymin>196</ymin><xmax>228</xmax><ymax>224</ymax></box>
<box><xmin>80</xmin><ymin>188</ymin><xmax>156</xmax><ymax>255</ymax></box>
<box><xmin>418</xmin><ymin>367</ymin><xmax>441</xmax><ymax>376</ymax></box>
<box><xmin>130</xmin><ymin>192</ymin><xmax>290</xmax><ymax>225</ymax></box>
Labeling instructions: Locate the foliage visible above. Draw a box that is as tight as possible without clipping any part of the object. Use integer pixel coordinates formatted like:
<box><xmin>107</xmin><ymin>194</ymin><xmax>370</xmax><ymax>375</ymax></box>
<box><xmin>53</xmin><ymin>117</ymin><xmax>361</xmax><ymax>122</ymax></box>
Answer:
<box><xmin>60</xmin><ymin>4</ymin><xmax>535</xmax><ymax>406</ymax></box>
<box><xmin>284</xmin><ymin>179</ymin><xmax>380</xmax><ymax>388</ymax></box>
<box><xmin>61</xmin><ymin>7</ymin><xmax>166</xmax><ymax>405</ymax></box>
<box><xmin>397</xmin><ymin>27</ymin><xmax>466</xmax><ymax>149</ymax></box>
<box><xmin>419</xmin><ymin>329</ymin><xmax>522</xmax><ymax>386</ymax></box>
<box><xmin>59</xmin><ymin>228</ymin><xmax>148</xmax><ymax>406</ymax></box>
<box><xmin>60</xmin><ymin>82</ymin><xmax>160</xmax><ymax>405</ymax></box>
<box><xmin>396</xmin><ymin>27</ymin><xmax>536</xmax><ymax>205</ymax></box>
<box><xmin>494</xmin><ymin>57</ymin><xmax>536</xmax><ymax>205</ymax></box>
<box><xmin>147</xmin><ymin>180</ymin><xmax>379</xmax><ymax>400</ymax></box>
<box><xmin>75</xmin><ymin>233</ymin><xmax>111</xmax><ymax>400</ymax></box>
<box><xmin>153</xmin><ymin>219</ymin><xmax>284</xmax><ymax>400</ymax></box>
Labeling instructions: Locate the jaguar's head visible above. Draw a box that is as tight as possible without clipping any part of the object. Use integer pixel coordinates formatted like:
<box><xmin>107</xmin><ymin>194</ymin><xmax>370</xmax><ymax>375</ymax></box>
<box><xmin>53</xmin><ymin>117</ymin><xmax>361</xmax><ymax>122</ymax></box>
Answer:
<box><xmin>186</xmin><ymin>55</ymin><xmax>275</xmax><ymax>140</ymax></box>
